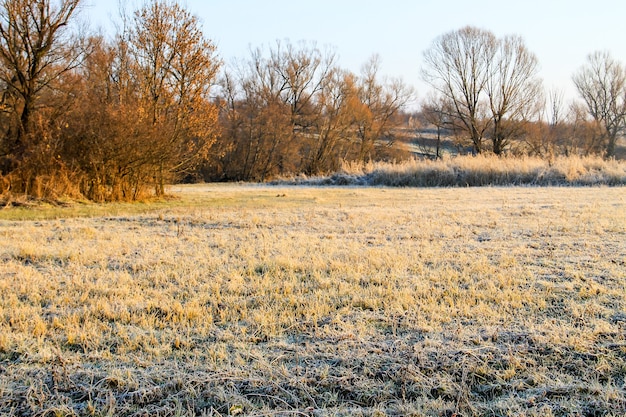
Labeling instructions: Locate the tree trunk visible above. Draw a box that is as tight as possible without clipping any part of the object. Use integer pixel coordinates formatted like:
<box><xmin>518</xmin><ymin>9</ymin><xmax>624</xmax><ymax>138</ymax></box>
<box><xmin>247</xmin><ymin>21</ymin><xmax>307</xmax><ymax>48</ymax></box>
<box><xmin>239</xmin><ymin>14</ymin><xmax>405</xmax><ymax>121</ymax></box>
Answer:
<box><xmin>605</xmin><ymin>136</ymin><xmax>616</xmax><ymax>159</ymax></box>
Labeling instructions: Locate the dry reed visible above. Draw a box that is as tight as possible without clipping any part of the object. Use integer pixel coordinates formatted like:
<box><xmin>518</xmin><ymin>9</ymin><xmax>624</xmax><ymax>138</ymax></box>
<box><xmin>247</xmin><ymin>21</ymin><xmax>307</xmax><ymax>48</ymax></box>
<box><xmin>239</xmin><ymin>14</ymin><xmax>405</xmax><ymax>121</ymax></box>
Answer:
<box><xmin>277</xmin><ymin>155</ymin><xmax>626</xmax><ymax>187</ymax></box>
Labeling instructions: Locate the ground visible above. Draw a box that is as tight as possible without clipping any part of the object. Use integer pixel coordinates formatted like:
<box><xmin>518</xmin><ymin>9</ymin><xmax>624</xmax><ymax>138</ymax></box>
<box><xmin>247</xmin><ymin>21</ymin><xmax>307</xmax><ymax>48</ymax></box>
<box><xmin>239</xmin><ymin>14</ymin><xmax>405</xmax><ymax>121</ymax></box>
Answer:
<box><xmin>1</xmin><ymin>185</ymin><xmax>625</xmax><ymax>416</ymax></box>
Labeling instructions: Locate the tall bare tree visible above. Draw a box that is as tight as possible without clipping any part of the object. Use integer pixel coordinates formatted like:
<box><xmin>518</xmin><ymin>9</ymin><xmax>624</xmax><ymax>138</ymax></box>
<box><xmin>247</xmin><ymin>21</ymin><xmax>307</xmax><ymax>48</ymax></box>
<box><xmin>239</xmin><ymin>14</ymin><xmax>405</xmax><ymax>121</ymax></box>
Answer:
<box><xmin>217</xmin><ymin>41</ymin><xmax>339</xmax><ymax>180</ymax></box>
<box><xmin>214</xmin><ymin>46</ymin><xmax>412</xmax><ymax>180</ymax></box>
<box><xmin>486</xmin><ymin>34</ymin><xmax>542</xmax><ymax>154</ymax></box>
<box><xmin>217</xmin><ymin>45</ymin><xmax>292</xmax><ymax>181</ymax></box>
<box><xmin>0</xmin><ymin>0</ymin><xmax>82</xmax><ymax>185</ymax></box>
<box><xmin>422</xmin><ymin>26</ymin><xmax>496</xmax><ymax>154</ymax></box>
<box><xmin>306</xmin><ymin>68</ymin><xmax>354</xmax><ymax>174</ymax></box>
<box><xmin>422</xmin><ymin>27</ymin><xmax>542</xmax><ymax>155</ymax></box>
<box><xmin>573</xmin><ymin>51</ymin><xmax>626</xmax><ymax>158</ymax></box>
<box><xmin>271</xmin><ymin>40</ymin><xmax>334</xmax><ymax>131</ymax></box>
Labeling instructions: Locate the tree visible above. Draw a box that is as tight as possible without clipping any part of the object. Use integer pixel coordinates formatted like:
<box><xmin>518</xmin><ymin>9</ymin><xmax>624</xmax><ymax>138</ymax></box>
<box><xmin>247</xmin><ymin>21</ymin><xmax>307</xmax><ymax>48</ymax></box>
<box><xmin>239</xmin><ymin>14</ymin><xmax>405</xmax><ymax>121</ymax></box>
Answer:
<box><xmin>271</xmin><ymin>40</ymin><xmax>334</xmax><ymax>132</ymax></box>
<box><xmin>305</xmin><ymin>68</ymin><xmax>354</xmax><ymax>174</ymax></box>
<box><xmin>213</xmin><ymin>46</ymin><xmax>412</xmax><ymax>181</ymax></box>
<box><xmin>521</xmin><ymin>89</ymin><xmax>561</xmax><ymax>157</ymax></box>
<box><xmin>566</xmin><ymin>101</ymin><xmax>606</xmax><ymax>156</ymax></box>
<box><xmin>216</xmin><ymin>41</ymin><xmax>339</xmax><ymax>180</ymax></box>
<box><xmin>353</xmin><ymin>55</ymin><xmax>413</xmax><ymax>162</ymax></box>
<box><xmin>215</xmin><ymin>45</ymin><xmax>294</xmax><ymax>181</ymax></box>
<box><xmin>419</xmin><ymin>93</ymin><xmax>452</xmax><ymax>159</ymax></box>
<box><xmin>422</xmin><ymin>26</ymin><xmax>496</xmax><ymax>154</ymax></box>
<box><xmin>422</xmin><ymin>27</ymin><xmax>542</xmax><ymax>155</ymax></box>
<box><xmin>486</xmin><ymin>35</ymin><xmax>542</xmax><ymax>155</ymax></box>
<box><xmin>573</xmin><ymin>51</ymin><xmax>626</xmax><ymax>158</ymax></box>
<box><xmin>62</xmin><ymin>35</ymin><xmax>156</xmax><ymax>201</ymax></box>
<box><xmin>0</xmin><ymin>0</ymin><xmax>83</xmax><ymax>192</ymax></box>
<box><xmin>61</xmin><ymin>1</ymin><xmax>221</xmax><ymax>201</ymax></box>
<box><xmin>127</xmin><ymin>0</ymin><xmax>220</xmax><ymax>195</ymax></box>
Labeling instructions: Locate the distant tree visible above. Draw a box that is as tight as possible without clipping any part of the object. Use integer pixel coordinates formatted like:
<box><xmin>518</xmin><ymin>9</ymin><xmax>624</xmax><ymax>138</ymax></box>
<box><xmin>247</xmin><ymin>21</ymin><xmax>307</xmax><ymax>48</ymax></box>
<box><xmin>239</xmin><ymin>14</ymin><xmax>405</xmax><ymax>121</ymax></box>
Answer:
<box><xmin>486</xmin><ymin>35</ymin><xmax>542</xmax><ymax>155</ymax></box>
<box><xmin>422</xmin><ymin>26</ymin><xmax>542</xmax><ymax>155</ymax></box>
<box><xmin>0</xmin><ymin>0</ymin><xmax>84</xmax><ymax>194</ymax></box>
<box><xmin>573</xmin><ymin>51</ymin><xmax>626</xmax><ymax>158</ymax></box>
<box><xmin>419</xmin><ymin>93</ymin><xmax>451</xmax><ymax>158</ymax></box>
<box><xmin>422</xmin><ymin>26</ymin><xmax>496</xmax><ymax>154</ymax></box>
<box><xmin>565</xmin><ymin>101</ymin><xmax>606</xmax><ymax>156</ymax></box>
<box><xmin>353</xmin><ymin>55</ymin><xmax>413</xmax><ymax>162</ymax></box>
<box><xmin>547</xmin><ymin>88</ymin><xmax>564</xmax><ymax>129</ymax></box>
<box><xmin>306</xmin><ymin>68</ymin><xmax>354</xmax><ymax>174</ymax></box>
<box><xmin>216</xmin><ymin>44</ymin><xmax>297</xmax><ymax>181</ymax></box>
<box><xmin>271</xmin><ymin>41</ymin><xmax>334</xmax><ymax>132</ymax></box>
<box><xmin>524</xmin><ymin>89</ymin><xmax>575</xmax><ymax>157</ymax></box>
<box><xmin>268</xmin><ymin>41</ymin><xmax>337</xmax><ymax>177</ymax></box>
<box><xmin>217</xmin><ymin>41</ymin><xmax>341</xmax><ymax>180</ymax></box>
<box><xmin>213</xmin><ymin>46</ymin><xmax>412</xmax><ymax>181</ymax></box>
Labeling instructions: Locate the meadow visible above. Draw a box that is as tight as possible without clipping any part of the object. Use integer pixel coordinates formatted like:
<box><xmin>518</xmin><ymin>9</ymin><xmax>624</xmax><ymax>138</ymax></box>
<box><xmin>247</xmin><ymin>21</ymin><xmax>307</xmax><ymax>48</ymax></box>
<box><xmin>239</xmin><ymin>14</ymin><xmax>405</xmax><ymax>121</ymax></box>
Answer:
<box><xmin>1</xmin><ymin>184</ymin><xmax>625</xmax><ymax>416</ymax></box>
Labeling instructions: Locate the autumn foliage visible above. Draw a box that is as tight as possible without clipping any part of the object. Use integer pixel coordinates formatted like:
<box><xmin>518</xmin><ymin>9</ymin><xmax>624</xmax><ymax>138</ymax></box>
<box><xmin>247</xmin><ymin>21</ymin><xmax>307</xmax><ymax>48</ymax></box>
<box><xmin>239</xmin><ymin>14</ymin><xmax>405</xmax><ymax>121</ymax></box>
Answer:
<box><xmin>0</xmin><ymin>0</ymin><xmax>220</xmax><ymax>200</ymax></box>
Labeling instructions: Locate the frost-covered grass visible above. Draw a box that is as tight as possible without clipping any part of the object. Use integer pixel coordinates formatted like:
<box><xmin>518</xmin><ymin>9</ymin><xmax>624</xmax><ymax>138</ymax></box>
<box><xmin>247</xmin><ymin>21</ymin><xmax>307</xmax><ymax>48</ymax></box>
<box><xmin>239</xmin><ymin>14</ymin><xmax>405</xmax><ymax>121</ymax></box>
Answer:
<box><xmin>1</xmin><ymin>185</ymin><xmax>625</xmax><ymax>416</ymax></box>
<box><xmin>277</xmin><ymin>155</ymin><xmax>626</xmax><ymax>187</ymax></box>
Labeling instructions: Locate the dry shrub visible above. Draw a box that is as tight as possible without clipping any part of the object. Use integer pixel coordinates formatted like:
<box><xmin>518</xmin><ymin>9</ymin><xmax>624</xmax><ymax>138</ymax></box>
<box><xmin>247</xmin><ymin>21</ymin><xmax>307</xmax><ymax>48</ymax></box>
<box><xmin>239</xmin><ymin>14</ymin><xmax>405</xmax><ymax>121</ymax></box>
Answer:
<box><xmin>0</xmin><ymin>166</ymin><xmax>83</xmax><ymax>205</ymax></box>
<box><xmin>278</xmin><ymin>155</ymin><xmax>626</xmax><ymax>187</ymax></box>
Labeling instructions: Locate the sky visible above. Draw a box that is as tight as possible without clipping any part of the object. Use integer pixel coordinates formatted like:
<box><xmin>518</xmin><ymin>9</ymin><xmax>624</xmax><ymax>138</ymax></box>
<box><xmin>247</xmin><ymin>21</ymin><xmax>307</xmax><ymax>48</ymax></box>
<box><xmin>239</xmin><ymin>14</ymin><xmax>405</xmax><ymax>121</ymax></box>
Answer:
<box><xmin>85</xmin><ymin>0</ymin><xmax>626</xmax><ymax>109</ymax></box>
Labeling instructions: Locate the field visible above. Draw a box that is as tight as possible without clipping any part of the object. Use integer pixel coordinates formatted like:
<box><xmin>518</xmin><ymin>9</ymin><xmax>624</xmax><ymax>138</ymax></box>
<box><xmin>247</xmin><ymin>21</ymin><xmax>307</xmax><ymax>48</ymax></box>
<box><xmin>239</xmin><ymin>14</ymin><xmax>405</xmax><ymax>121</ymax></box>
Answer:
<box><xmin>1</xmin><ymin>185</ymin><xmax>625</xmax><ymax>416</ymax></box>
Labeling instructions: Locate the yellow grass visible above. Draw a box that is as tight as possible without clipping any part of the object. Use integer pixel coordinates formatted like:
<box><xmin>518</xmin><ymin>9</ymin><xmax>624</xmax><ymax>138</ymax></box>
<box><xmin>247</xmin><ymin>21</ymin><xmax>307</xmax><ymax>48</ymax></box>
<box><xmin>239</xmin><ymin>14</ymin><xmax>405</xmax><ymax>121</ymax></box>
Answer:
<box><xmin>1</xmin><ymin>185</ymin><xmax>625</xmax><ymax>416</ymax></box>
<box><xmin>280</xmin><ymin>155</ymin><xmax>626</xmax><ymax>187</ymax></box>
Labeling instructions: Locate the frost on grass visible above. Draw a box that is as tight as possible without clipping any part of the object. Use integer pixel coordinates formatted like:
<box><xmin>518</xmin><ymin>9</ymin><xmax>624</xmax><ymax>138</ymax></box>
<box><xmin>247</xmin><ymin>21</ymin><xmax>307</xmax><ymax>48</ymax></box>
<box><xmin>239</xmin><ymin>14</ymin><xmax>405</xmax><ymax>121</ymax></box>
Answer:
<box><xmin>275</xmin><ymin>155</ymin><xmax>626</xmax><ymax>187</ymax></box>
<box><xmin>0</xmin><ymin>186</ymin><xmax>625</xmax><ymax>416</ymax></box>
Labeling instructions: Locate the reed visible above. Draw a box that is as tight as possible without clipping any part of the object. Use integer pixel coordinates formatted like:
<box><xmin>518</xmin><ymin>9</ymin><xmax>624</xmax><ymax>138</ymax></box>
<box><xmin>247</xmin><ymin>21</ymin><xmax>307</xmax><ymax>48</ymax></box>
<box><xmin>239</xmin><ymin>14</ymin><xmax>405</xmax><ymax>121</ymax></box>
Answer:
<box><xmin>277</xmin><ymin>155</ymin><xmax>626</xmax><ymax>187</ymax></box>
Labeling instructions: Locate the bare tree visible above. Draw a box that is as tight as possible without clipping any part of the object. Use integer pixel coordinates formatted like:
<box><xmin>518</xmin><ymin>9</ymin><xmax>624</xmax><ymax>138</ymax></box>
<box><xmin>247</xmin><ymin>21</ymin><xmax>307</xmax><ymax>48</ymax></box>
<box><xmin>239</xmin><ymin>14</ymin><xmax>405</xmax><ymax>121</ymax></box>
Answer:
<box><xmin>0</xmin><ymin>0</ymin><xmax>83</xmax><ymax>180</ymax></box>
<box><xmin>216</xmin><ymin>41</ymin><xmax>344</xmax><ymax>180</ymax></box>
<box><xmin>215</xmin><ymin>46</ymin><xmax>292</xmax><ymax>181</ymax></box>
<box><xmin>306</xmin><ymin>67</ymin><xmax>353</xmax><ymax>174</ymax></box>
<box><xmin>213</xmin><ymin>48</ymin><xmax>413</xmax><ymax>180</ymax></box>
<box><xmin>521</xmin><ymin>88</ymin><xmax>563</xmax><ymax>157</ymax></box>
<box><xmin>573</xmin><ymin>51</ymin><xmax>626</xmax><ymax>158</ymax></box>
<box><xmin>422</xmin><ymin>27</ymin><xmax>543</xmax><ymax>155</ymax></box>
<box><xmin>271</xmin><ymin>40</ymin><xmax>335</xmax><ymax>131</ymax></box>
<box><xmin>486</xmin><ymin>34</ymin><xmax>542</xmax><ymax>155</ymax></box>
<box><xmin>547</xmin><ymin>88</ymin><xmax>564</xmax><ymax>128</ymax></box>
<box><xmin>422</xmin><ymin>26</ymin><xmax>496</xmax><ymax>154</ymax></box>
<box><xmin>419</xmin><ymin>93</ymin><xmax>452</xmax><ymax>159</ymax></box>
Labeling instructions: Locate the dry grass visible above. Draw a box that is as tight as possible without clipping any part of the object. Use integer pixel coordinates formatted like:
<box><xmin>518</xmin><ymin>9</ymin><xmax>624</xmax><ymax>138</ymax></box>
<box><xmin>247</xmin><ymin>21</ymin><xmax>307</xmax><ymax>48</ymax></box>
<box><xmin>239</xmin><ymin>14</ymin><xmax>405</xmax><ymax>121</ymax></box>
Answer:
<box><xmin>1</xmin><ymin>185</ymin><xmax>626</xmax><ymax>416</ymax></box>
<box><xmin>277</xmin><ymin>155</ymin><xmax>626</xmax><ymax>187</ymax></box>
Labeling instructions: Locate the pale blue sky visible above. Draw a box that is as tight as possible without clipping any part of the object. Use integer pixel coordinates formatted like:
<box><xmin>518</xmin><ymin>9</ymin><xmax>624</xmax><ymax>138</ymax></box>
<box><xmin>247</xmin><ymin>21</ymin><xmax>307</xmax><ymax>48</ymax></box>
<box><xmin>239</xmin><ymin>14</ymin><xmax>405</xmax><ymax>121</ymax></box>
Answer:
<box><xmin>85</xmin><ymin>0</ymin><xmax>626</xmax><ymax>107</ymax></box>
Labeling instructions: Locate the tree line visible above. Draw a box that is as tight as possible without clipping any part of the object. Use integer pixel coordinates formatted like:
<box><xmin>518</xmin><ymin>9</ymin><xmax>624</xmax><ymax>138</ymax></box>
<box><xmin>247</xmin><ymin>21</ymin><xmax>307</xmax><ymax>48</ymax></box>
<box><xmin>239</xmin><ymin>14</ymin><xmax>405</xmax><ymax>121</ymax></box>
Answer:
<box><xmin>420</xmin><ymin>27</ymin><xmax>626</xmax><ymax>160</ymax></box>
<box><xmin>1</xmin><ymin>0</ymin><xmax>624</xmax><ymax>201</ymax></box>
